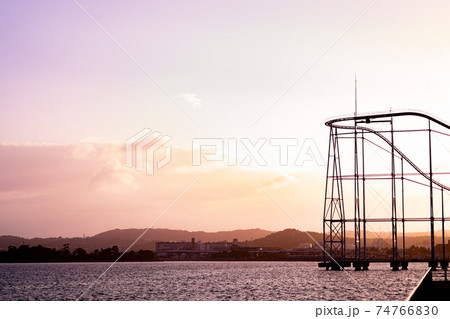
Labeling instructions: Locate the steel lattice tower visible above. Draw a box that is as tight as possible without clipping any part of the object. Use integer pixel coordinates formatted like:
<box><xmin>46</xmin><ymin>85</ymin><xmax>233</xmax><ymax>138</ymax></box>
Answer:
<box><xmin>320</xmin><ymin>110</ymin><xmax>450</xmax><ymax>271</ymax></box>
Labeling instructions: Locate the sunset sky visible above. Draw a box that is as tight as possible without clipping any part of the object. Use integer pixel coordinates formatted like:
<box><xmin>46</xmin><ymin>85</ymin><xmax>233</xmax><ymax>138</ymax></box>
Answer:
<box><xmin>2</xmin><ymin>0</ymin><xmax>450</xmax><ymax>237</ymax></box>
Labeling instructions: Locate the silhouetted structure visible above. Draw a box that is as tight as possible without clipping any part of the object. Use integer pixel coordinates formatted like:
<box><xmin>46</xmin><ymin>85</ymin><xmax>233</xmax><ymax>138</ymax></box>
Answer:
<box><xmin>0</xmin><ymin>244</ymin><xmax>155</xmax><ymax>262</ymax></box>
<box><xmin>321</xmin><ymin>111</ymin><xmax>450</xmax><ymax>271</ymax></box>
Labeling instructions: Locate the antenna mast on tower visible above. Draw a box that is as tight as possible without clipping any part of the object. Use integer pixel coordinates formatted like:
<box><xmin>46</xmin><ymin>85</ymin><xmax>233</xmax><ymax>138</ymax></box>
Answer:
<box><xmin>355</xmin><ymin>75</ymin><xmax>357</xmax><ymax>117</ymax></box>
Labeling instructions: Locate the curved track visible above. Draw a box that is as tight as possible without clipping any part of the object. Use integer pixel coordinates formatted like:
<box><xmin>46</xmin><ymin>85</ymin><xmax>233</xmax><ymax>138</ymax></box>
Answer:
<box><xmin>326</xmin><ymin>110</ymin><xmax>450</xmax><ymax>192</ymax></box>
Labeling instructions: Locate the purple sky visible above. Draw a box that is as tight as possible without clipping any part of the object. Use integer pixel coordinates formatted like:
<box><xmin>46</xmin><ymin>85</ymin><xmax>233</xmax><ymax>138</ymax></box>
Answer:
<box><xmin>2</xmin><ymin>1</ymin><xmax>450</xmax><ymax>237</ymax></box>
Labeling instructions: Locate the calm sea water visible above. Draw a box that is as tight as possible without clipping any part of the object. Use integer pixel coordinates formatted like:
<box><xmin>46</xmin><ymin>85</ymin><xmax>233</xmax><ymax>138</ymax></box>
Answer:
<box><xmin>0</xmin><ymin>261</ymin><xmax>428</xmax><ymax>301</ymax></box>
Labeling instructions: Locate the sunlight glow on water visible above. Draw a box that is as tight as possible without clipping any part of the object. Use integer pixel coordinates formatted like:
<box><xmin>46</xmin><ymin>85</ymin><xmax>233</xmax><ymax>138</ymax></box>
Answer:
<box><xmin>0</xmin><ymin>261</ymin><xmax>428</xmax><ymax>301</ymax></box>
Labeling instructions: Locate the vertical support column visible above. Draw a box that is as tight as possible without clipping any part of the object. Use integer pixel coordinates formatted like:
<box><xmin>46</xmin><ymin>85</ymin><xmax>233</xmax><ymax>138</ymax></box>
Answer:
<box><xmin>362</xmin><ymin>131</ymin><xmax>367</xmax><ymax>267</ymax></box>
<box><xmin>322</xmin><ymin>126</ymin><xmax>346</xmax><ymax>268</ymax></box>
<box><xmin>336</xmin><ymin>133</ymin><xmax>346</xmax><ymax>262</ymax></box>
<box><xmin>442</xmin><ymin>188</ymin><xmax>446</xmax><ymax>264</ymax></box>
<box><xmin>401</xmin><ymin>158</ymin><xmax>406</xmax><ymax>262</ymax></box>
<box><xmin>391</xmin><ymin>118</ymin><xmax>398</xmax><ymax>270</ymax></box>
<box><xmin>330</xmin><ymin>129</ymin><xmax>338</xmax><ymax>260</ymax></box>
<box><xmin>323</xmin><ymin>127</ymin><xmax>332</xmax><ymax>263</ymax></box>
<box><xmin>429</xmin><ymin>119</ymin><xmax>435</xmax><ymax>268</ymax></box>
<box><xmin>354</xmin><ymin>123</ymin><xmax>361</xmax><ymax>270</ymax></box>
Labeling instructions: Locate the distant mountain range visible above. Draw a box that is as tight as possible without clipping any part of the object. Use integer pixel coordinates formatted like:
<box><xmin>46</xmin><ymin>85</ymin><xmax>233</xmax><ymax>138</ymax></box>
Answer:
<box><xmin>248</xmin><ymin>228</ymin><xmax>322</xmax><ymax>249</ymax></box>
<box><xmin>0</xmin><ymin>228</ymin><xmax>273</xmax><ymax>252</ymax></box>
<box><xmin>0</xmin><ymin>227</ymin><xmax>446</xmax><ymax>252</ymax></box>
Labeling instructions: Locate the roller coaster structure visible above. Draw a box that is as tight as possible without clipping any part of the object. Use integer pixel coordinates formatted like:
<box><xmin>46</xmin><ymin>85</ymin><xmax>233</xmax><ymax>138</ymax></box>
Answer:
<box><xmin>322</xmin><ymin>110</ymin><xmax>450</xmax><ymax>270</ymax></box>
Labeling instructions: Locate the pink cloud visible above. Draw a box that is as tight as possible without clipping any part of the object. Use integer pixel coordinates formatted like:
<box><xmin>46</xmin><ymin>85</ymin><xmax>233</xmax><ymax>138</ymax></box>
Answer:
<box><xmin>90</xmin><ymin>159</ymin><xmax>138</xmax><ymax>193</ymax></box>
<box><xmin>0</xmin><ymin>143</ymin><xmax>324</xmax><ymax>237</ymax></box>
<box><xmin>0</xmin><ymin>190</ymin><xmax>43</xmax><ymax>202</ymax></box>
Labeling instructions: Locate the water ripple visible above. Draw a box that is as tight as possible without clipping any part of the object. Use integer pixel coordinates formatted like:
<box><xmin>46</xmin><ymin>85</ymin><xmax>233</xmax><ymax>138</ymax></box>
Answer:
<box><xmin>0</xmin><ymin>261</ymin><xmax>427</xmax><ymax>301</ymax></box>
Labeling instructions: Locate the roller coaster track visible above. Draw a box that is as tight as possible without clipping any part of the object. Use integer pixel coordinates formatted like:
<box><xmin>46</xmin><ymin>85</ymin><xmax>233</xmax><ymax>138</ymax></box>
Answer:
<box><xmin>321</xmin><ymin>110</ymin><xmax>450</xmax><ymax>270</ymax></box>
<box><xmin>325</xmin><ymin>110</ymin><xmax>450</xmax><ymax>130</ymax></box>
<box><xmin>325</xmin><ymin>110</ymin><xmax>450</xmax><ymax>192</ymax></box>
